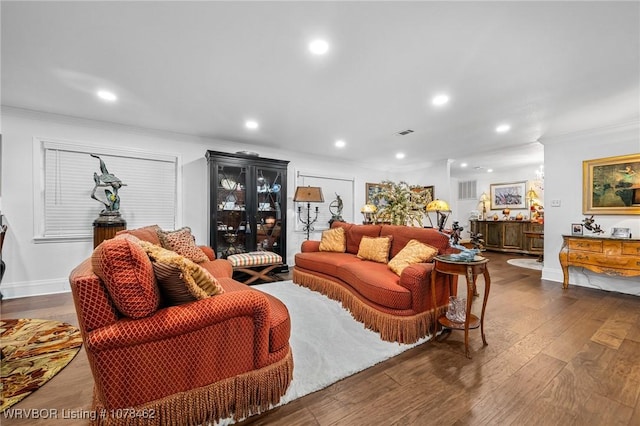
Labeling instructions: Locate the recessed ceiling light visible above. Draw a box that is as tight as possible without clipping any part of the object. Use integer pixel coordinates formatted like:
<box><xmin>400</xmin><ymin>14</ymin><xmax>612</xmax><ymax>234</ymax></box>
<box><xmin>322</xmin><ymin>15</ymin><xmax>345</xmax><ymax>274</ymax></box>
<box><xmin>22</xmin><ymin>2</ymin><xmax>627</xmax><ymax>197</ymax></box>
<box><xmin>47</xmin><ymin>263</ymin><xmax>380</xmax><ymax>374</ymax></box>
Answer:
<box><xmin>495</xmin><ymin>124</ymin><xmax>511</xmax><ymax>133</ymax></box>
<box><xmin>335</xmin><ymin>140</ymin><xmax>346</xmax><ymax>148</ymax></box>
<box><xmin>97</xmin><ymin>90</ymin><xmax>117</xmax><ymax>102</ymax></box>
<box><xmin>487</xmin><ymin>168</ymin><xmax>494</xmax><ymax>173</ymax></box>
<box><xmin>396</xmin><ymin>152</ymin><xmax>405</xmax><ymax>159</ymax></box>
<box><xmin>432</xmin><ymin>94</ymin><xmax>449</xmax><ymax>106</ymax></box>
<box><xmin>309</xmin><ymin>39</ymin><xmax>329</xmax><ymax>55</ymax></box>
<box><xmin>245</xmin><ymin>120</ymin><xmax>259</xmax><ymax>130</ymax></box>
<box><xmin>460</xmin><ymin>163</ymin><xmax>468</xmax><ymax>168</ymax></box>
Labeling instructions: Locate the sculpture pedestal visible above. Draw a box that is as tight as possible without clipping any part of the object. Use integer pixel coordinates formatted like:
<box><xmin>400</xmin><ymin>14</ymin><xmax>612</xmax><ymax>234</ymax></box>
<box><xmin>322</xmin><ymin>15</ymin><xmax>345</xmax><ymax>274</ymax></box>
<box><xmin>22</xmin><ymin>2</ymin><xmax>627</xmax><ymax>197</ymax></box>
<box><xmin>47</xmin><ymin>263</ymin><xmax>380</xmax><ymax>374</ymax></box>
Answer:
<box><xmin>93</xmin><ymin>212</ymin><xmax>126</xmax><ymax>248</ymax></box>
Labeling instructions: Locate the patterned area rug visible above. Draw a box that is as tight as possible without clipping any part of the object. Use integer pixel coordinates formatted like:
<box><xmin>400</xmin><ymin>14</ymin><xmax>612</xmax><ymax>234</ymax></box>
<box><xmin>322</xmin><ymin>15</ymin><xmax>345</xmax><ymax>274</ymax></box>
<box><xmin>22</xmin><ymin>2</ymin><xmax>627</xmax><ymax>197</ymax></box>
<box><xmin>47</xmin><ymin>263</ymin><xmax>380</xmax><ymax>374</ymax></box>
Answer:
<box><xmin>507</xmin><ymin>258</ymin><xmax>543</xmax><ymax>271</ymax></box>
<box><xmin>0</xmin><ymin>318</ymin><xmax>83</xmax><ymax>412</ymax></box>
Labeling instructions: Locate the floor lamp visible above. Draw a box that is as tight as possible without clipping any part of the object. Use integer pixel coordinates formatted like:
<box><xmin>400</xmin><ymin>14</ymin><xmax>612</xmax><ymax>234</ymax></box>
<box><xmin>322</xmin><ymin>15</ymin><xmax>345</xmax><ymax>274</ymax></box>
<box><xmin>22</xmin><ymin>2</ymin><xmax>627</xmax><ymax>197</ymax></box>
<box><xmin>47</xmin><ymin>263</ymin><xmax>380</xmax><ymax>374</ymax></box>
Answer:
<box><xmin>293</xmin><ymin>186</ymin><xmax>324</xmax><ymax>240</ymax></box>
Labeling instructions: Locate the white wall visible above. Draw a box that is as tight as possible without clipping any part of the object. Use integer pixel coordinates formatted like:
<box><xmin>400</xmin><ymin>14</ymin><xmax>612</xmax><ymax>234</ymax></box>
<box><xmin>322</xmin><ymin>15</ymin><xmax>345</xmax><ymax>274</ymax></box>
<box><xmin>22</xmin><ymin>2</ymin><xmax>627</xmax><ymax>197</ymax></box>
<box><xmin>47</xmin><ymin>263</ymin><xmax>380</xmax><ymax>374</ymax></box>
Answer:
<box><xmin>2</xmin><ymin>108</ymin><xmax>434</xmax><ymax>299</ymax></box>
<box><xmin>451</xmin><ymin>168</ymin><xmax>545</xmax><ymax>238</ymax></box>
<box><xmin>541</xmin><ymin>122</ymin><xmax>640</xmax><ymax>295</ymax></box>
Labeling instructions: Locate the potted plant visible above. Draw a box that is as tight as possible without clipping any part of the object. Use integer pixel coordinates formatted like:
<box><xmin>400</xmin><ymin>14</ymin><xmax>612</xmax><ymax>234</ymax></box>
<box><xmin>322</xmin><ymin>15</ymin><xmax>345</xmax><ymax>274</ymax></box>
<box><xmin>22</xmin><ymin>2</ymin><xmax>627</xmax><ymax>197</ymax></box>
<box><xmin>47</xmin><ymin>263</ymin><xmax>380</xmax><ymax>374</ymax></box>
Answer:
<box><xmin>370</xmin><ymin>180</ymin><xmax>431</xmax><ymax>226</ymax></box>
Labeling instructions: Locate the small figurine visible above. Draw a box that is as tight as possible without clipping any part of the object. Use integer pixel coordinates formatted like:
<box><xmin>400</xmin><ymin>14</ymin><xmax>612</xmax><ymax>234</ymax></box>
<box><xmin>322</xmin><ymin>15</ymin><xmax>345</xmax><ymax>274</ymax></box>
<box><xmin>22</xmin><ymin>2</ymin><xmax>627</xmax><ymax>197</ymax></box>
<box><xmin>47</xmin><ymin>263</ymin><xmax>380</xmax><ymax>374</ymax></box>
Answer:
<box><xmin>328</xmin><ymin>193</ymin><xmax>345</xmax><ymax>225</ymax></box>
<box><xmin>449</xmin><ymin>221</ymin><xmax>463</xmax><ymax>246</ymax></box>
<box><xmin>582</xmin><ymin>215</ymin><xmax>605</xmax><ymax>234</ymax></box>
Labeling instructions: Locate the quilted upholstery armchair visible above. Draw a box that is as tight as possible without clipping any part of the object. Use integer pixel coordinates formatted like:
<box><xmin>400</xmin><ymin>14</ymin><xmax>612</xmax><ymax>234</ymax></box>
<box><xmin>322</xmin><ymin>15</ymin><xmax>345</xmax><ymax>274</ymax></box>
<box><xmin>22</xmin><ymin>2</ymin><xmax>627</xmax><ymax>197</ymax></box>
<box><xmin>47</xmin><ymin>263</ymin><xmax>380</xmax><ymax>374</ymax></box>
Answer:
<box><xmin>69</xmin><ymin>227</ymin><xmax>292</xmax><ymax>425</ymax></box>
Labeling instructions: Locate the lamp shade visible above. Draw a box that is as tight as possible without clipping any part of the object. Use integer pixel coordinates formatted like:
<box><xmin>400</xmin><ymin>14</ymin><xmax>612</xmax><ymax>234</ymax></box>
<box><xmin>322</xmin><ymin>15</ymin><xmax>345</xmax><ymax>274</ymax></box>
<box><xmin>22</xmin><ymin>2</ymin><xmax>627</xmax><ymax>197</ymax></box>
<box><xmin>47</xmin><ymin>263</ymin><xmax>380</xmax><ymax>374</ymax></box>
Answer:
<box><xmin>361</xmin><ymin>204</ymin><xmax>377</xmax><ymax>213</ymax></box>
<box><xmin>293</xmin><ymin>186</ymin><xmax>324</xmax><ymax>203</ymax></box>
<box><xmin>479</xmin><ymin>192</ymin><xmax>489</xmax><ymax>202</ymax></box>
<box><xmin>426</xmin><ymin>199</ymin><xmax>451</xmax><ymax>212</ymax></box>
<box><xmin>527</xmin><ymin>189</ymin><xmax>538</xmax><ymax>200</ymax></box>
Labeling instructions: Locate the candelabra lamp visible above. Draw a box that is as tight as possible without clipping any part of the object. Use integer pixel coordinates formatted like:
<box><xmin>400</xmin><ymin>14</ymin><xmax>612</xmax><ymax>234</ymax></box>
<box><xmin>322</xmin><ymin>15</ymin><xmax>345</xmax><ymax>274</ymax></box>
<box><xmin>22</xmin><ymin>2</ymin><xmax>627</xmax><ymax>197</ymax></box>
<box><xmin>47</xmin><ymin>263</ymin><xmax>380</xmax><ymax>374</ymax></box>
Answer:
<box><xmin>426</xmin><ymin>199</ymin><xmax>451</xmax><ymax>232</ymax></box>
<box><xmin>293</xmin><ymin>186</ymin><xmax>324</xmax><ymax>240</ymax></box>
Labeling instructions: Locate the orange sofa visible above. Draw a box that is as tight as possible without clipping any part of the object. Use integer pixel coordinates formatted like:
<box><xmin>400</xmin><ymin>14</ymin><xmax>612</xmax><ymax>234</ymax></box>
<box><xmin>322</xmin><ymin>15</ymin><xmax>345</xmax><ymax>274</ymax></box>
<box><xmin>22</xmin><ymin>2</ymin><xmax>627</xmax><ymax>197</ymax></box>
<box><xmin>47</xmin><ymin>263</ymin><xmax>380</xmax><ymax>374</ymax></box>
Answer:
<box><xmin>69</xmin><ymin>226</ymin><xmax>292</xmax><ymax>425</ymax></box>
<box><xmin>293</xmin><ymin>222</ymin><xmax>457</xmax><ymax>344</ymax></box>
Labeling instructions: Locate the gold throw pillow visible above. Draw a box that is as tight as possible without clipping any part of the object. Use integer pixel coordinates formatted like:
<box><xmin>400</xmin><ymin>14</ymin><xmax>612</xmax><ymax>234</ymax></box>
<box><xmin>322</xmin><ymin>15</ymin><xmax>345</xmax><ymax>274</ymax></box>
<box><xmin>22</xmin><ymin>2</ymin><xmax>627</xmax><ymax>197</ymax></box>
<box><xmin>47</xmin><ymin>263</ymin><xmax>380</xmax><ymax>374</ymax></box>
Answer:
<box><xmin>319</xmin><ymin>227</ymin><xmax>346</xmax><ymax>253</ymax></box>
<box><xmin>139</xmin><ymin>241</ymin><xmax>224</xmax><ymax>305</ymax></box>
<box><xmin>388</xmin><ymin>239</ymin><xmax>438</xmax><ymax>276</ymax></box>
<box><xmin>356</xmin><ymin>236</ymin><xmax>392</xmax><ymax>264</ymax></box>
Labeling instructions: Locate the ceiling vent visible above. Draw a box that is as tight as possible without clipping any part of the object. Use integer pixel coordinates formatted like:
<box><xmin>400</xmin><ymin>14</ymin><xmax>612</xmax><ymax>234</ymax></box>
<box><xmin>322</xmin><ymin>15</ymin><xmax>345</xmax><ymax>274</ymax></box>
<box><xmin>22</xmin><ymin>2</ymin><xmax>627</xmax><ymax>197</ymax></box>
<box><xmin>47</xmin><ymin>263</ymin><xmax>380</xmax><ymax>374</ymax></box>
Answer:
<box><xmin>397</xmin><ymin>129</ymin><xmax>414</xmax><ymax>136</ymax></box>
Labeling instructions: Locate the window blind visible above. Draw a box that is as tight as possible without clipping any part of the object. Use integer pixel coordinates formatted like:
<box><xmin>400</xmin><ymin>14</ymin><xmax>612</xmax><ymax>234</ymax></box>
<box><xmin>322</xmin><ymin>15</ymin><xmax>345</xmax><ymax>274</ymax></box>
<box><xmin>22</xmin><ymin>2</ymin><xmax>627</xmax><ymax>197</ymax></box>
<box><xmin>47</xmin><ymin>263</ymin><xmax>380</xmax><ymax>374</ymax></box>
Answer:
<box><xmin>36</xmin><ymin>139</ymin><xmax>179</xmax><ymax>241</ymax></box>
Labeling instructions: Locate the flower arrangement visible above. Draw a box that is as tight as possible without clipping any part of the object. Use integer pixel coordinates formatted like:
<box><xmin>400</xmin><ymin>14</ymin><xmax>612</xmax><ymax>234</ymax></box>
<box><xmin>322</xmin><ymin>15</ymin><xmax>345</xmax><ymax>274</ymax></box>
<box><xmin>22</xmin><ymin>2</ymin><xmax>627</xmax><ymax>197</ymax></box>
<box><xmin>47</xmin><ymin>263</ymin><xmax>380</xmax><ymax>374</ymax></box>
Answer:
<box><xmin>370</xmin><ymin>180</ymin><xmax>431</xmax><ymax>226</ymax></box>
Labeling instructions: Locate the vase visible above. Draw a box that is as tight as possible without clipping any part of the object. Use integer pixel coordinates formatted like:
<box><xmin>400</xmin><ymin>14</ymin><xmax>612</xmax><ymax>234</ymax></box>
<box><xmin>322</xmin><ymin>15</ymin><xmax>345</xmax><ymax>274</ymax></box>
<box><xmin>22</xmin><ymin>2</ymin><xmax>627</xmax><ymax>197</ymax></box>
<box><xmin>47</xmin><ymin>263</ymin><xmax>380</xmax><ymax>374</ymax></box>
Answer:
<box><xmin>445</xmin><ymin>296</ymin><xmax>467</xmax><ymax>323</ymax></box>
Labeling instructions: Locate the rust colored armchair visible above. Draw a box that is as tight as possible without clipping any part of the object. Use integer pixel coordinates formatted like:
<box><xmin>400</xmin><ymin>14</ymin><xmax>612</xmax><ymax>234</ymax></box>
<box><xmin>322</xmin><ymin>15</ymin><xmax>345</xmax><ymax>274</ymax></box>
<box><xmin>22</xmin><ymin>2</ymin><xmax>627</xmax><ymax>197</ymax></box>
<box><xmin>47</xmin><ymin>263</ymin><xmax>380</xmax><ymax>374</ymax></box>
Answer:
<box><xmin>69</xmin><ymin>226</ymin><xmax>292</xmax><ymax>425</ymax></box>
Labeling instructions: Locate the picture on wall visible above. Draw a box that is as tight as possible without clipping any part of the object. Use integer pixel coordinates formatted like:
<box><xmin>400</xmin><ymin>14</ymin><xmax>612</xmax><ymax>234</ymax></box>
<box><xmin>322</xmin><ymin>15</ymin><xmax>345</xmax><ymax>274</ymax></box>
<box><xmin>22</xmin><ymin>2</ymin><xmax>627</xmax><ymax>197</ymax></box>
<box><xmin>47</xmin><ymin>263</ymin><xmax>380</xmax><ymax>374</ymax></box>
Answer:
<box><xmin>490</xmin><ymin>181</ymin><xmax>526</xmax><ymax>210</ymax></box>
<box><xmin>365</xmin><ymin>182</ymin><xmax>388</xmax><ymax>208</ymax></box>
<box><xmin>412</xmin><ymin>186</ymin><xmax>434</xmax><ymax>205</ymax></box>
<box><xmin>583</xmin><ymin>153</ymin><xmax>640</xmax><ymax>215</ymax></box>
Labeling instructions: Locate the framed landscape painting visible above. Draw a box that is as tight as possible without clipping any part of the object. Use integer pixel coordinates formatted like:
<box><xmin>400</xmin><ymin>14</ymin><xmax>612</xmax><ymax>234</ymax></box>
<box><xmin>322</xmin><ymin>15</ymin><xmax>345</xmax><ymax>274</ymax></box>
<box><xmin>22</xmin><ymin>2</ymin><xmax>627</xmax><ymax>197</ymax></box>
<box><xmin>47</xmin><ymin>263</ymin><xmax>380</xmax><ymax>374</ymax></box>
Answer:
<box><xmin>583</xmin><ymin>153</ymin><xmax>640</xmax><ymax>215</ymax></box>
<box><xmin>366</xmin><ymin>182</ymin><xmax>388</xmax><ymax>207</ymax></box>
<box><xmin>490</xmin><ymin>181</ymin><xmax>526</xmax><ymax>210</ymax></box>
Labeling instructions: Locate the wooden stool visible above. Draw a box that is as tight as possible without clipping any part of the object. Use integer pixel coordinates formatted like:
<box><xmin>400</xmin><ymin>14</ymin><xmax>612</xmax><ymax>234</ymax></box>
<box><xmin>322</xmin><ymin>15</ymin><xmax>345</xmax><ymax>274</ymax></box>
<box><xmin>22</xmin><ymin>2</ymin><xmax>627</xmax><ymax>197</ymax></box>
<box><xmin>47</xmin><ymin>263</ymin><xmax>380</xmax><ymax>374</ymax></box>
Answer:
<box><xmin>227</xmin><ymin>251</ymin><xmax>283</xmax><ymax>285</ymax></box>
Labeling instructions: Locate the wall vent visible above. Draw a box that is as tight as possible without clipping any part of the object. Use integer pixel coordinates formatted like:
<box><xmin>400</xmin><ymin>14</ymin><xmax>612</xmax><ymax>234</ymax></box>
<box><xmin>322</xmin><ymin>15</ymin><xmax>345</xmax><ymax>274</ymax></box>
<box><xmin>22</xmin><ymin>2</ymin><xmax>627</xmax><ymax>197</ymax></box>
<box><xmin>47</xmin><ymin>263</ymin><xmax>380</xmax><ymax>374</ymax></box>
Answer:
<box><xmin>458</xmin><ymin>180</ymin><xmax>477</xmax><ymax>200</ymax></box>
<box><xmin>397</xmin><ymin>129</ymin><xmax>414</xmax><ymax>136</ymax></box>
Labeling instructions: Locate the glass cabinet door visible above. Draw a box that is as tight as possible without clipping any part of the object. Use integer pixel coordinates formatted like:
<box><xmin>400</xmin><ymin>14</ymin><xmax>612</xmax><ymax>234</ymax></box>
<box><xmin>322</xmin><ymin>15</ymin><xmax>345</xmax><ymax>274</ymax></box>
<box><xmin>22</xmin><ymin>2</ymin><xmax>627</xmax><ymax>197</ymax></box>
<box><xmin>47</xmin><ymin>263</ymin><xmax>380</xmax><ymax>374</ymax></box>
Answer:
<box><xmin>254</xmin><ymin>166</ymin><xmax>284</xmax><ymax>256</ymax></box>
<box><xmin>215</xmin><ymin>164</ymin><xmax>247</xmax><ymax>258</ymax></box>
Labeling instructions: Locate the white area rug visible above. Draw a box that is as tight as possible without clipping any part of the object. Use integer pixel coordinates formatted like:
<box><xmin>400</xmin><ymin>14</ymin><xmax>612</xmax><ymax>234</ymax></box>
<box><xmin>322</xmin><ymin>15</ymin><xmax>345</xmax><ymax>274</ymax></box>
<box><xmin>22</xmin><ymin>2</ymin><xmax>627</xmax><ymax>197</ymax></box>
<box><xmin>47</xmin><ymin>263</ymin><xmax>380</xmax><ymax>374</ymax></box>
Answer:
<box><xmin>507</xmin><ymin>258</ymin><xmax>543</xmax><ymax>271</ymax></box>
<box><xmin>222</xmin><ymin>280</ymin><xmax>430</xmax><ymax>423</ymax></box>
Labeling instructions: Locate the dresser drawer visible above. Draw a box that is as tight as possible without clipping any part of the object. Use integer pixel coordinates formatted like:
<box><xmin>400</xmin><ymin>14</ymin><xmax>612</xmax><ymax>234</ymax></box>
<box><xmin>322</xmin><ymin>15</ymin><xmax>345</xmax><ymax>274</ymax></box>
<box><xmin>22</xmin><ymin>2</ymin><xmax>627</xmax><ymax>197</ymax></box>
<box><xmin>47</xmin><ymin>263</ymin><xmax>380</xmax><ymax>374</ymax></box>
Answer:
<box><xmin>568</xmin><ymin>252</ymin><xmax>640</xmax><ymax>270</ymax></box>
<box><xmin>621</xmin><ymin>241</ymin><xmax>640</xmax><ymax>256</ymax></box>
<box><xmin>568</xmin><ymin>239</ymin><xmax>602</xmax><ymax>252</ymax></box>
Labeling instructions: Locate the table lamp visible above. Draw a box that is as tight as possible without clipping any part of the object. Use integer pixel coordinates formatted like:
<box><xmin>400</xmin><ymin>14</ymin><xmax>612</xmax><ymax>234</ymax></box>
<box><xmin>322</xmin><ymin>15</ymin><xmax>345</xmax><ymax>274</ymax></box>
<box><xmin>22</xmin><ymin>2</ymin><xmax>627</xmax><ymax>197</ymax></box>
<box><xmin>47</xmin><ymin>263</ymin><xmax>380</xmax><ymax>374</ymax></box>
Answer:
<box><xmin>426</xmin><ymin>199</ymin><xmax>451</xmax><ymax>231</ymax></box>
<box><xmin>361</xmin><ymin>204</ymin><xmax>377</xmax><ymax>224</ymax></box>
<box><xmin>479</xmin><ymin>192</ymin><xmax>489</xmax><ymax>220</ymax></box>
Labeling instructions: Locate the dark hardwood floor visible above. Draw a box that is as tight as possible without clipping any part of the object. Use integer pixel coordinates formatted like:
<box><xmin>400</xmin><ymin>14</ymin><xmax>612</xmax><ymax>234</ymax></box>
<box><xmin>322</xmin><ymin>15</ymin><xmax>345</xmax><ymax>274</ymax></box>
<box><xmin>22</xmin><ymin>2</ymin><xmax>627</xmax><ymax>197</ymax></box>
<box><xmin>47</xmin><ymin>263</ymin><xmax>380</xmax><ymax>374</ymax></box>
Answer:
<box><xmin>2</xmin><ymin>252</ymin><xmax>639</xmax><ymax>425</ymax></box>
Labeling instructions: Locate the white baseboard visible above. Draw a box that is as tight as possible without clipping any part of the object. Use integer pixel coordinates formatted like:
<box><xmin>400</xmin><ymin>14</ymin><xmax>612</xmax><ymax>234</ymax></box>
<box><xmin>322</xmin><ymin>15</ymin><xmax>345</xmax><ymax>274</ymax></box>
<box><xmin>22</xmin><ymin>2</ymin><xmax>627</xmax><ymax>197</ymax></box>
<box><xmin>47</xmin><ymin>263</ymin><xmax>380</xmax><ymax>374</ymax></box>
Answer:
<box><xmin>1</xmin><ymin>278</ymin><xmax>70</xmax><ymax>300</ymax></box>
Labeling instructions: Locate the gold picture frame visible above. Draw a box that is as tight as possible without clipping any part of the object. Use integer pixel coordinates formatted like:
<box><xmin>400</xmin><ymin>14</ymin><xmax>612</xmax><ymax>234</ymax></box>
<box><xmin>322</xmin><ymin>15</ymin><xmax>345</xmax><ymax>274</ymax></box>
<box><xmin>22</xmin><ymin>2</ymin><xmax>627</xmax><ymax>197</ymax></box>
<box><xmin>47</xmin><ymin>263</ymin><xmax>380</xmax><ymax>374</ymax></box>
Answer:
<box><xmin>489</xmin><ymin>181</ymin><xmax>527</xmax><ymax>210</ymax></box>
<box><xmin>365</xmin><ymin>182</ymin><xmax>388</xmax><ymax>207</ymax></box>
<box><xmin>583</xmin><ymin>153</ymin><xmax>640</xmax><ymax>215</ymax></box>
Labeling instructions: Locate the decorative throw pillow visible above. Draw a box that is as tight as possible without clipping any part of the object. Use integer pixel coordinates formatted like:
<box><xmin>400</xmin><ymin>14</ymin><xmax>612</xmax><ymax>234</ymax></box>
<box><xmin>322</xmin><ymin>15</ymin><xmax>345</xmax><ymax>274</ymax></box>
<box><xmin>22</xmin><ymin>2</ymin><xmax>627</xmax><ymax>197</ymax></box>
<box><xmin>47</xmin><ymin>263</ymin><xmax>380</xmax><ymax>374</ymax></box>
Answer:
<box><xmin>356</xmin><ymin>236</ymin><xmax>393</xmax><ymax>264</ymax></box>
<box><xmin>116</xmin><ymin>225</ymin><xmax>162</xmax><ymax>245</ymax></box>
<box><xmin>157</xmin><ymin>227</ymin><xmax>209</xmax><ymax>263</ymax></box>
<box><xmin>388</xmin><ymin>239</ymin><xmax>439</xmax><ymax>276</ymax></box>
<box><xmin>319</xmin><ymin>227</ymin><xmax>346</xmax><ymax>253</ymax></box>
<box><xmin>92</xmin><ymin>238</ymin><xmax>160</xmax><ymax>318</ymax></box>
<box><xmin>139</xmin><ymin>241</ymin><xmax>224</xmax><ymax>305</ymax></box>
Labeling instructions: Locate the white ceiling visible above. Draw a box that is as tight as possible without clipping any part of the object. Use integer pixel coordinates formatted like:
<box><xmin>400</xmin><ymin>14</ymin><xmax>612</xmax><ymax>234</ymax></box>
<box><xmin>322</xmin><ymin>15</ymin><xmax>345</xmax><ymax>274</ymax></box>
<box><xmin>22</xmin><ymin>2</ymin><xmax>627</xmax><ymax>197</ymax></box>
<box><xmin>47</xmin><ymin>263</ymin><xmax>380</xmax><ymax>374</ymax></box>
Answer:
<box><xmin>2</xmin><ymin>1</ymin><xmax>639</xmax><ymax>177</ymax></box>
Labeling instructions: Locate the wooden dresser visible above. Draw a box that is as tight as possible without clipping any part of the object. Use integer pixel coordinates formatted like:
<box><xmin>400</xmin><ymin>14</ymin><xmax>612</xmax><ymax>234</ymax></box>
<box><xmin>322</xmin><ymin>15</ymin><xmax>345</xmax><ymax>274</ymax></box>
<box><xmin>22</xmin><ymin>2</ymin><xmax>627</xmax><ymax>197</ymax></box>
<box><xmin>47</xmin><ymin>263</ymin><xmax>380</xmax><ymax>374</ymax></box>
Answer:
<box><xmin>559</xmin><ymin>235</ymin><xmax>640</xmax><ymax>289</ymax></box>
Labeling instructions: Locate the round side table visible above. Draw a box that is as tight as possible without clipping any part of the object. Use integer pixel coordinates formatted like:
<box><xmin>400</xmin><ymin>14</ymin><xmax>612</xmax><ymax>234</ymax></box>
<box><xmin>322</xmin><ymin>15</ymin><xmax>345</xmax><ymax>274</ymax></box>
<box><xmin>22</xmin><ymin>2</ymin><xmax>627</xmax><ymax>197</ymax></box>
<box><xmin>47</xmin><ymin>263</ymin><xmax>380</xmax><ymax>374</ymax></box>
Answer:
<box><xmin>430</xmin><ymin>255</ymin><xmax>491</xmax><ymax>358</ymax></box>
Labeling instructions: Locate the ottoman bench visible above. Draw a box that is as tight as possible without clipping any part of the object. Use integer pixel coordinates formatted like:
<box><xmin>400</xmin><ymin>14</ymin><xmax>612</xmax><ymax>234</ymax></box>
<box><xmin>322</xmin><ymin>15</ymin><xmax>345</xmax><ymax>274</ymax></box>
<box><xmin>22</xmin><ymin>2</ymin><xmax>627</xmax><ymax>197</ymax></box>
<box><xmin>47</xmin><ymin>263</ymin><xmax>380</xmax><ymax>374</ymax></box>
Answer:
<box><xmin>227</xmin><ymin>251</ymin><xmax>283</xmax><ymax>284</ymax></box>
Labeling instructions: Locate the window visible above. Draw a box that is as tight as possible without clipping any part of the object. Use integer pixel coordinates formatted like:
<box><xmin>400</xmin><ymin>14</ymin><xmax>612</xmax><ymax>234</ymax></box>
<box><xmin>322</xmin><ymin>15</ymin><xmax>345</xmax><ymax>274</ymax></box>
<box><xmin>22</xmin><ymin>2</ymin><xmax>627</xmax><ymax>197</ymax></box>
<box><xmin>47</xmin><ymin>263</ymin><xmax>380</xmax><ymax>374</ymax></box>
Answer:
<box><xmin>458</xmin><ymin>180</ymin><xmax>477</xmax><ymax>200</ymax></box>
<box><xmin>34</xmin><ymin>138</ymin><xmax>180</xmax><ymax>242</ymax></box>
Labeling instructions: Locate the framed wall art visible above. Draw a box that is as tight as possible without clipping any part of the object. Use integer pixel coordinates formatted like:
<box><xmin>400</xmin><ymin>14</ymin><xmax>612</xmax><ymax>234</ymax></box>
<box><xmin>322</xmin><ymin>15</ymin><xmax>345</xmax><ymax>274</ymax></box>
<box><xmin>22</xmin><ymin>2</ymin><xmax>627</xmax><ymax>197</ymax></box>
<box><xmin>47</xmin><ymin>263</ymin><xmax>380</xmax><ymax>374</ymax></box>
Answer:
<box><xmin>571</xmin><ymin>223</ymin><xmax>583</xmax><ymax>236</ymax></box>
<box><xmin>365</xmin><ymin>182</ymin><xmax>388</xmax><ymax>207</ymax></box>
<box><xmin>412</xmin><ymin>185</ymin><xmax>434</xmax><ymax>205</ymax></box>
<box><xmin>490</xmin><ymin>181</ymin><xmax>526</xmax><ymax>210</ymax></box>
<box><xmin>583</xmin><ymin>153</ymin><xmax>640</xmax><ymax>215</ymax></box>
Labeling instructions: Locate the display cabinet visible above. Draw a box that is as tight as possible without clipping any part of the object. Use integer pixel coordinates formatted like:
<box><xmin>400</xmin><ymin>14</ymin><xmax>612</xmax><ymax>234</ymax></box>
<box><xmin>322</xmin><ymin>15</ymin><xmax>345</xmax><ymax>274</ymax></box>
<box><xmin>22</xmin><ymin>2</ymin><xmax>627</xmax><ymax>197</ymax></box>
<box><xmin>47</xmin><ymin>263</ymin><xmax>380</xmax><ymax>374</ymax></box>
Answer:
<box><xmin>206</xmin><ymin>151</ymin><xmax>289</xmax><ymax>262</ymax></box>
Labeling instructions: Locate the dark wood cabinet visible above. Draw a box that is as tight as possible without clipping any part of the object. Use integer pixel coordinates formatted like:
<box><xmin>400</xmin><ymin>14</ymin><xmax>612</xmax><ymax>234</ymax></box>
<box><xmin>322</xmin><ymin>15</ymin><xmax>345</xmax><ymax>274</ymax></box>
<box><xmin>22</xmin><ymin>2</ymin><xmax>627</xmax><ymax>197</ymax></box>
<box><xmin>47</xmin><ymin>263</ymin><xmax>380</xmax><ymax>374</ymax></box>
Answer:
<box><xmin>470</xmin><ymin>220</ymin><xmax>543</xmax><ymax>255</ymax></box>
<box><xmin>206</xmin><ymin>151</ymin><xmax>289</xmax><ymax>262</ymax></box>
